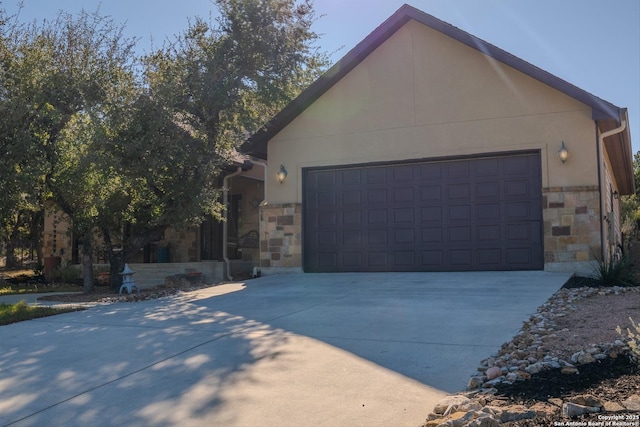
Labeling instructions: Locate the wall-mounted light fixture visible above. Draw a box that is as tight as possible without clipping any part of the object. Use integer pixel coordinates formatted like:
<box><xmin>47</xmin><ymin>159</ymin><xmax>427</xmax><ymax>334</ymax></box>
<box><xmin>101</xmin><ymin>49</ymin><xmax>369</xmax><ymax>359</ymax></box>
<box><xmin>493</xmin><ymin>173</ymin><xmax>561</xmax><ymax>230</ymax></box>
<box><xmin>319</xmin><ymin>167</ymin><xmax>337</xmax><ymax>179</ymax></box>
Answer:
<box><xmin>277</xmin><ymin>165</ymin><xmax>288</xmax><ymax>184</ymax></box>
<box><xmin>613</xmin><ymin>191</ymin><xmax>619</xmax><ymax>200</ymax></box>
<box><xmin>558</xmin><ymin>141</ymin><xmax>568</xmax><ymax>163</ymax></box>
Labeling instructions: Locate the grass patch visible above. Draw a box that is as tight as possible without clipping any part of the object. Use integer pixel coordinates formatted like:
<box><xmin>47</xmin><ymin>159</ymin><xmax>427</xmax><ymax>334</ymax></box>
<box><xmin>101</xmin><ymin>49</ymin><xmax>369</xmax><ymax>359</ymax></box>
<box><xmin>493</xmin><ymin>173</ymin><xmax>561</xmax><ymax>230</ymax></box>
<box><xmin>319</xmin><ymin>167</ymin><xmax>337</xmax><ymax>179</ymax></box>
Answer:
<box><xmin>0</xmin><ymin>284</ymin><xmax>83</xmax><ymax>296</ymax></box>
<box><xmin>0</xmin><ymin>301</ymin><xmax>84</xmax><ymax>326</ymax></box>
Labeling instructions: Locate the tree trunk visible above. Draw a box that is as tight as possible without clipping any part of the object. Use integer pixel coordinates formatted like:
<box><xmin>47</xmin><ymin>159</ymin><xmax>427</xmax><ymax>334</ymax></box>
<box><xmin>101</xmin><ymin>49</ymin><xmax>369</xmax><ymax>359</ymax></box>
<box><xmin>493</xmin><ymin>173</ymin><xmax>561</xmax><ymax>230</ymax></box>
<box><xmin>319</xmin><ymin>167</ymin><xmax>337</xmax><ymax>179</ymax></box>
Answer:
<box><xmin>81</xmin><ymin>232</ymin><xmax>94</xmax><ymax>294</ymax></box>
<box><xmin>5</xmin><ymin>218</ymin><xmax>21</xmax><ymax>268</ymax></box>
<box><xmin>30</xmin><ymin>209</ymin><xmax>44</xmax><ymax>266</ymax></box>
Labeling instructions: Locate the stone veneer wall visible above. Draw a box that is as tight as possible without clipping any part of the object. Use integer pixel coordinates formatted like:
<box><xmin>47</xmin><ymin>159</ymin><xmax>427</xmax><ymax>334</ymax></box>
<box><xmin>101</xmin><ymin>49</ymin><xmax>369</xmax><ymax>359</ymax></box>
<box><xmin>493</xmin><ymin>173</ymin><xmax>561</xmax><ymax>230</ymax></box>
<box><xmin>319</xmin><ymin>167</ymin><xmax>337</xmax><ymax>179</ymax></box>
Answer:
<box><xmin>542</xmin><ymin>186</ymin><xmax>601</xmax><ymax>267</ymax></box>
<box><xmin>257</xmin><ymin>192</ymin><xmax>602</xmax><ymax>273</ymax></box>
<box><xmin>259</xmin><ymin>203</ymin><xmax>302</xmax><ymax>269</ymax></box>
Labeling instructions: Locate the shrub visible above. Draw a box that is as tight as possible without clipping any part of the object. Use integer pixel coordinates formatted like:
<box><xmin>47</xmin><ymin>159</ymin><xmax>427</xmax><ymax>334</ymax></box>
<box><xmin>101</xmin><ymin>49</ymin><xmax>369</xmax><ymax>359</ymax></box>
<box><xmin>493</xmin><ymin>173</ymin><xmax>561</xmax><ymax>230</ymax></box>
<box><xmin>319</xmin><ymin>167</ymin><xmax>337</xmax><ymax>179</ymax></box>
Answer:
<box><xmin>616</xmin><ymin>317</ymin><xmax>640</xmax><ymax>363</ymax></box>
<box><xmin>590</xmin><ymin>255</ymin><xmax>636</xmax><ymax>287</ymax></box>
<box><xmin>52</xmin><ymin>264</ymin><xmax>81</xmax><ymax>284</ymax></box>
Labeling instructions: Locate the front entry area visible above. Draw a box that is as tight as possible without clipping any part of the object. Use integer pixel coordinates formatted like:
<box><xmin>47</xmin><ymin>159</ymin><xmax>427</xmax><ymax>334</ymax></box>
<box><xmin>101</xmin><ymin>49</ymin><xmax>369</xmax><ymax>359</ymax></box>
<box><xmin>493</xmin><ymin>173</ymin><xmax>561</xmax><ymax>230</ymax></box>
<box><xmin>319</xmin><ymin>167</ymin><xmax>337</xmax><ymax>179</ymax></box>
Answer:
<box><xmin>303</xmin><ymin>152</ymin><xmax>543</xmax><ymax>272</ymax></box>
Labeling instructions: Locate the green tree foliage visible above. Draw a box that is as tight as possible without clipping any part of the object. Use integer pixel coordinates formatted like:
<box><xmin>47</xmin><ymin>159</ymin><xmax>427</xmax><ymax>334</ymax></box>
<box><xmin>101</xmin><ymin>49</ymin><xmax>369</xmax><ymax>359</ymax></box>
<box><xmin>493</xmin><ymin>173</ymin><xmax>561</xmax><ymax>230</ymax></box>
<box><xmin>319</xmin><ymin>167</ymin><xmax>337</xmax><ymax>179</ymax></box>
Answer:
<box><xmin>0</xmin><ymin>0</ymin><xmax>327</xmax><ymax>291</ymax></box>
<box><xmin>99</xmin><ymin>0</ymin><xmax>328</xmax><ymax>280</ymax></box>
<box><xmin>621</xmin><ymin>151</ymin><xmax>640</xmax><ymax>239</ymax></box>
<box><xmin>0</xmin><ymin>7</ymin><xmax>137</xmax><ymax>289</ymax></box>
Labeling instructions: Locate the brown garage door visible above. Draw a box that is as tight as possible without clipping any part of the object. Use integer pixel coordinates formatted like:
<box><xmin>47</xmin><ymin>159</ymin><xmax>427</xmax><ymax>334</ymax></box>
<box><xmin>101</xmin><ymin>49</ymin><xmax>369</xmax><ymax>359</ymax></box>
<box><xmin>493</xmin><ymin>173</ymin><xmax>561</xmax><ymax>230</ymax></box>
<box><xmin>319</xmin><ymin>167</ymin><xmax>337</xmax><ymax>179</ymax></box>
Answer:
<box><xmin>303</xmin><ymin>152</ymin><xmax>543</xmax><ymax>272</ymax></box>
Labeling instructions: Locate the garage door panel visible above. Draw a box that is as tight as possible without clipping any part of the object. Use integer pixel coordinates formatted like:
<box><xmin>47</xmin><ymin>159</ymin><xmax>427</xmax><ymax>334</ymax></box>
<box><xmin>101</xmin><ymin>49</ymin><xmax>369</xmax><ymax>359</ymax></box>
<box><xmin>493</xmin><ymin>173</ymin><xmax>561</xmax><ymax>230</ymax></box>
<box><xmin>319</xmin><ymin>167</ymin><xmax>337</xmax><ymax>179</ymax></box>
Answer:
<box><xmin>342</xmin><ymin>252</ymin><xmax>363</xmax><ymax>268</ymax></box>
<box><xmin>367</xmin><ymin>190</ymin><xmax>387</xmax><ymax>204</ymax></box>
<box><xmin>475</xmin><ymin>182</ymin><xmax>501</xmax><ymax>200</ymax></box>
<box><xmin>317</xmin><ymin>192</ymin><xmax>337</xmax><ymax>207</ymax></box>
<box><xmin>449</xmin><ymin>226</ymin><xmax>472</xmax><ymax>242</ymax></box>
<box><xmin>449</xmin><ymin>249</ymin><xmax>472</xmax><ymax>266</ymax></box>
<box><xmin>393</xmin><ymin>165</ymin><xmax>414</xmax><ymax>182</ymax></box>
<box><xmin>304</xmin><ymin>152</ymin><xmax>542</xmax><ymax>272</ymax></box>
<box><xmin>422</xmin><ymin>250</ymin><xmax>443</xmax><ymax>266</ymax></box>
<box><xmin>505</xmin><ymin>201</ymin><xmax>533</xmax><ymax>220</ymax></box>
<box><xmin>477</xmin><ymin>249</ymin><xmax>501</xmax><ymax>266</ymax></box>
<box><xmin>317</xmin><ymin>231</ymin><xmax>337</xmax><ymax>246</ymax></box>
<box><xmin>394</xmin><ymin>187</ymin><xmax>415</xmax><ymax>202</ymax></box>
<box><xmin>342</xmin><ymin>211</ymin><xmax>361</xmax><ymax>226</ymax></box>
<box><xmin>421</xmin><ymin>228</ymin><xmax>442</xmax><ymax>243</ymax></box>
<box><xmin>342</xmin><ymin>190</ymin><xmax>362</xmax><ymax>205</ymax></box>
<box><xmin>317</xmin><ymin>171</ymin><xmax>337</xmax><ymax>186</ymax></box>
<box><xmin>368</xmin><ymin>230</ymin><xmax>388</xmax><ymax>245</ymax></box>
<box><xmin>318</xmin><ymin>212</ymin><xmax>337</xmax><ymax>226</ymax></box>
<box><xmin>475</xmin><ymin>158</ymin><xmax>500</xmax><ymax>177</ymax></box>
<box><xmin>367</xmin><ymin>252</ymin><xmax>388</xmax><ymax>268</ymax></box>
<box><xmin>393</xmin><ymin>229</ymin><xmax>415</xmax><ymax>244</ymax></box>
<box><xmin>477</xmin><ymin>225</ymin><xmax>501</xmax><ymax>242</ymax></box>
<box><xmin>368</xmin><ymin>209</ymin><xmax>388</xmax><ymax>224</ymax></box>
<box><xmin>342</xmin><ymin>230</ymin><xmax>362</xmax><ymax>246</ymax></box>
<box><xmin>393</xmin><ymin>208</ymin><xmax>414</xmax><ymax>223</ymax></box>
<box><xmin>447</xmin><ymin>183</ymin><xmax>470</xmax><ymax>199</ymax></box>
<box><xmin>393</xmin><ymin>251</ymin><xmax>415</xmax><ymax>267</ymax></box>
<box><xmin>317</xmin><ymin>253</ymin><xmax>337</xmax><ymax>269</ymax></box>
<box><xmin>448</xmin><ymin>205</ymin><xmax>471</xmax><ymax>221</ymax></box>
<box><xmin>505</xmin><ymin>180</ymin><xmax>531</xmax><ymax>198</ymax></box>
<box><xmin>447</xmin><ymin>162</ymin><xmax>470</xmax><ymax>179</ymax></box>
<box><xmin>419</xmin><ymin>163</ymin><xmax>443</xmax><ymax>180</ymax></box>
<box><xmin>342</xmin><ymin>169</ymin><xmax>361</xmax><ymax>185</ymax></box>
<box><xmin>504</xmin><ymin>156</ymin><xmax>532</xmax><ymax>175</ymax></box>
<box><xmin>507</xmin><ymin>248</ymin><xmax>534</xmax><ymax>265</ymax></box>
<box><xmin>421</xmin><ymin>185</ymin><xmax>441</xmax><ymax>201</ymax></box>
<box><xmin>477</xmin><ymin>204</ymin><xmax>500</xmax><ymax>221</ymax></box>
<box><xmin>421</xmin><ymin>207</ymin><xmax>442</xmax><ymax>222</ymax></box>
<box><xmin>366</xmin><ymin>168</ymin><xmax>387</xmax><ymax>184</ymax></box>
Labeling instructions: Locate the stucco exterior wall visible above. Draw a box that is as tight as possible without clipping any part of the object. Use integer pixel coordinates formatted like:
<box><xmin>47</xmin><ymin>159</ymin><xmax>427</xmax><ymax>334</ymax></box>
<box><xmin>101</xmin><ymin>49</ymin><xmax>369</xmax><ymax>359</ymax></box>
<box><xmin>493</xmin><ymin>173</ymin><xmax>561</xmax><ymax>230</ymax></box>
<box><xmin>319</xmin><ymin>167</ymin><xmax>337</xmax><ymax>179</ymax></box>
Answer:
<box><xmin>266</xmin><ymin>20</ymin><xmax>598</xmax><ymax>205</ymax></box>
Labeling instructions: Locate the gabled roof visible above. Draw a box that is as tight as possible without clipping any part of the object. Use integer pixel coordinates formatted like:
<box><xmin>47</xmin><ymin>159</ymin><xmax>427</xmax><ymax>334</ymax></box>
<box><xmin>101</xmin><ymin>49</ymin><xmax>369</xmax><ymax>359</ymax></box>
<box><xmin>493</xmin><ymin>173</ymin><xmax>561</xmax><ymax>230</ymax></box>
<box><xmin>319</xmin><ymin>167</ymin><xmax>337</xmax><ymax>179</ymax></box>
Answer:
<box><xmin>242</xmin><ymin>4</ymin><xmax>626</xmax><ymax>159</ymax></box>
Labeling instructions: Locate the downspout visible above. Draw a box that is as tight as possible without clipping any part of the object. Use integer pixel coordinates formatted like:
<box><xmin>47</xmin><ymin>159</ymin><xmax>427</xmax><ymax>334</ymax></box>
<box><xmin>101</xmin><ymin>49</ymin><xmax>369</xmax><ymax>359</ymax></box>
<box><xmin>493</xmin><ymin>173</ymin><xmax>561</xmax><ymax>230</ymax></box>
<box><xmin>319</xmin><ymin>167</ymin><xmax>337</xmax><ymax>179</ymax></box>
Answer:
<box><xmin>250</xmin><ymin>159</ymin><xmax>268</xmax><ymax>276</ymax></box>
<box><xmin>596</xmin><ymin>119</ymin><xmax>627</xmax><ymax>261</ymax></box>
<box><xmin>223</xmin><ymin>167</ymin><xmax>243</xmax><ymax>281</ymax></box>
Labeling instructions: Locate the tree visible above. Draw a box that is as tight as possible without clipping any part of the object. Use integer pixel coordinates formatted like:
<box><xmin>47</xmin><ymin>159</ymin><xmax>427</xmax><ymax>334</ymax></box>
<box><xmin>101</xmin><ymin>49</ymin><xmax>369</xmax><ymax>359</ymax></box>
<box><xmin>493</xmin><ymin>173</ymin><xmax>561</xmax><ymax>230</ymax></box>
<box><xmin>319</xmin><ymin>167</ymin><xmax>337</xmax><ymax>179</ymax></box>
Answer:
<box><xmin>621</xmin><ymin>151</ymin><xmax>640</xmax><ymax>240</ymax></box>
<box><xmin>95</xmin><ymin>0</ymin><xmax>328</xmax><ymax>284</ymax></box>
<box><xmin>0</xmin><ymin>7</ymin><xmax>47</xmax><ymax>268</ymax></box>
<box><xmin>0</xmin><ymin>0</ymin><xmax>327</xmax><ymax>291</ymax></box>
<box><xmin>0</xmin><ymin>7</ymin><xmax>138</xmax><ymax>291</ymax></box>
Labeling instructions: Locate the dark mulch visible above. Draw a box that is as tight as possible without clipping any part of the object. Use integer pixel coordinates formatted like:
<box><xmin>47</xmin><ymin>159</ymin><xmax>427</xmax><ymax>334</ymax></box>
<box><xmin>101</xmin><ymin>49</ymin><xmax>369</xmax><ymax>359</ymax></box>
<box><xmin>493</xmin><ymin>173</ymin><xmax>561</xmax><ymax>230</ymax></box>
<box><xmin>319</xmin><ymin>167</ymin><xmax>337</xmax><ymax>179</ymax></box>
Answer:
<box><xmin>495</xmin><ymin>355</ymin><xmax>640</xmax><ymax>403</ymax></box>
<box><xmin>495</xmin><ymin>356</ymin><xmax>640</xmax><ymax>426</ymax></box>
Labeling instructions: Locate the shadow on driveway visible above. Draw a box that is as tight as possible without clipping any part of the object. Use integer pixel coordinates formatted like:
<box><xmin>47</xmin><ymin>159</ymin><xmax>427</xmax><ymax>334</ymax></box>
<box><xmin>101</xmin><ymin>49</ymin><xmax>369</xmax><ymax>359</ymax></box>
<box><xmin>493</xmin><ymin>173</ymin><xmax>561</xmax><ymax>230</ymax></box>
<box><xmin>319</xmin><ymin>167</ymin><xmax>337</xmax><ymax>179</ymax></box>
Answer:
<box><xmin>0</xmin><ymin>272</ymin><xmax>568</xmax><ymax>427</ymax></box>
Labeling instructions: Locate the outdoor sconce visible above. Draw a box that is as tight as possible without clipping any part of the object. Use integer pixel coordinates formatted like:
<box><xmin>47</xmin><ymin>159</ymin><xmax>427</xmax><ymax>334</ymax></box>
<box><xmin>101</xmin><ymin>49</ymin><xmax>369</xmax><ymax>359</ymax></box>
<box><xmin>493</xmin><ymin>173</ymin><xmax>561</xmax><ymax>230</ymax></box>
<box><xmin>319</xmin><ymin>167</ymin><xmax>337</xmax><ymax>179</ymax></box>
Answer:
<box><xmin>558</xmin><ymin>141</ymin><xmax>569</xmax><ymax>163</ymax></box>
<box><xmin>613</xmin><ymin>191</ymin><xmax>619</xmax><ymax>200</ymax></box>
<box><xmin>277</xmin><ymin>165</ymin><xmax>288</xmax><ymax>184</ymax></box>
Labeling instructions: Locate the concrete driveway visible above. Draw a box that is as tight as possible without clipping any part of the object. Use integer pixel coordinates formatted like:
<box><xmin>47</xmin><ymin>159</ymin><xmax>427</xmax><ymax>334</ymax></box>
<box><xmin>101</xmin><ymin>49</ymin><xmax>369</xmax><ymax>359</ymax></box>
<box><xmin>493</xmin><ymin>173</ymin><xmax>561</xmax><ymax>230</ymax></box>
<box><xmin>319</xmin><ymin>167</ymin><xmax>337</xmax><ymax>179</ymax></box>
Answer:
<box><xmin>0</xmin><ymin>271</ymin><xmax>568</xmax><ymax>427</ymax></box>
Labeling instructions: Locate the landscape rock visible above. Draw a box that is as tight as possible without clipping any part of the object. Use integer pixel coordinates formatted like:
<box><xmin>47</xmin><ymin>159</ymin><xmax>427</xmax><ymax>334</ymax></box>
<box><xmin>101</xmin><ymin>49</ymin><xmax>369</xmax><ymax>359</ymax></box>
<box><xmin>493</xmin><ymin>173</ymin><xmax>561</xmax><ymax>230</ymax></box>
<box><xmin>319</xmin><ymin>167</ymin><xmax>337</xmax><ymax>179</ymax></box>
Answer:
<box><xmin>571</xmin><ymin>350</ymin><xmax>596</xmax><ymax>365</ymax></box>
<box><xmin>568</xmin><ymin>394</ymin><xmax>603</xmax><ymax>407</ymax></box>
<box><xmin>562</xmin><ymin>402</ymin><xmax>600</xmax><ymax>418</ymax></box>
<box><xmin>603</xmin><ymin>401</ymin><xmax>627</xmax><ymax>413</ymax></box>
<box><xmin>498</xmin><ymin>405</ymin><xmax>536</xmax><ymax>422</ymax></box>
<box><xmin>424</xmin><ymin>285</ymin><xmax>640</xmax><ymax>426</ymax></box>
<box><xmin>485</xmin><ymin>366</ymin><xmax>502</xmax><ymax>380</ymax></box>
<box><xmin>433</xmin><ymin>395</ymin><xmax>471</xmax><ymax>415</ymax></box>
<box><xmin>622</xmin><ymin>394</ymin><xmax>640</xmax><ymax>411</ymax></box>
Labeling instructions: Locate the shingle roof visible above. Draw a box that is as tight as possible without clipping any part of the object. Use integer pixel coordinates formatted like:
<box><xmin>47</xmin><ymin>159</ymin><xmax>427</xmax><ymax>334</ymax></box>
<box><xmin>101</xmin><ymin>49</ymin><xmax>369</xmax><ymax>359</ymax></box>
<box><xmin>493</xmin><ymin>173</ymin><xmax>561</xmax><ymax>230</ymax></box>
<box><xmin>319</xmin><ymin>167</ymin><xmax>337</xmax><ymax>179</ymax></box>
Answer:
<box><xmin>242</xmin><ymin>4</ymin><xmax>624</xmax><ymax>159</ymax></box>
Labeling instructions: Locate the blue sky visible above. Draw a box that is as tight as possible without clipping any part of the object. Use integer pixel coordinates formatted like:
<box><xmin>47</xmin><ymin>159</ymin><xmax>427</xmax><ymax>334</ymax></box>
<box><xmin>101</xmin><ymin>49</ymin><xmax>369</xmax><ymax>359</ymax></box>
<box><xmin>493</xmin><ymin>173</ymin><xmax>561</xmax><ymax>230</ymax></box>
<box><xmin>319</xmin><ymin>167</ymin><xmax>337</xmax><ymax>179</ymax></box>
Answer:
<box><xmin>3</xmin><ymin>0</ymin><xmax>639</xmax><ymax>152</ymax></box>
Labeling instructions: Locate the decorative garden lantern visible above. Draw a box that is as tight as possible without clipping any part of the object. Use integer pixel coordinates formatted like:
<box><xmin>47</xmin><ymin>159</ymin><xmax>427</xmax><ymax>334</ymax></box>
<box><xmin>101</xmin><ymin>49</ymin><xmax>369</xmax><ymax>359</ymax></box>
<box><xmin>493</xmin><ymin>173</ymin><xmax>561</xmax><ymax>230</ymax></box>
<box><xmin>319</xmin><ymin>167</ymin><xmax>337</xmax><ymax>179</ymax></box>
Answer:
<box><xmin>118</xmin><ymin>263</ymin><xmax>139</xmax><ymax>295</ymax></box>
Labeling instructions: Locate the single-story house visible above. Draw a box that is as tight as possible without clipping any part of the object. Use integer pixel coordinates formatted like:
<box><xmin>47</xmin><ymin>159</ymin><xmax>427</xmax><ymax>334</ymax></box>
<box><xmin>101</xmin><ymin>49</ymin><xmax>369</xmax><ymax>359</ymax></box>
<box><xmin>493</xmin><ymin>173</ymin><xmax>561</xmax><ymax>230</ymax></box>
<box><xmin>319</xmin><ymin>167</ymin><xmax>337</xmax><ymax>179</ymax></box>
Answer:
<box><xmin>241</xmin><ymin>4</ymin><xmax>634</xmax><ymax>275</ymax></box>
